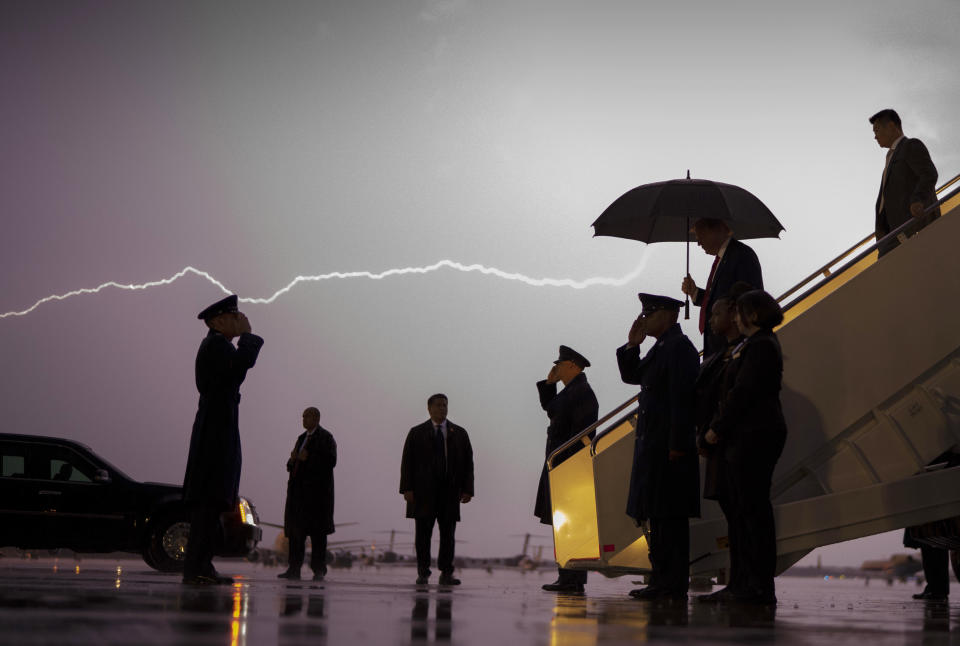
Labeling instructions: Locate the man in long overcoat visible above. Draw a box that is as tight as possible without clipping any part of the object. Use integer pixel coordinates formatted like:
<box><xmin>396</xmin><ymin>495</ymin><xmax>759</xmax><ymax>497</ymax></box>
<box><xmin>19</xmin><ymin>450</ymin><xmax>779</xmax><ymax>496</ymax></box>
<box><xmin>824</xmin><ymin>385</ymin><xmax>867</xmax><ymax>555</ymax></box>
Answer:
<box><xmin>534</xmin><ymin>345</ymin><xmax>598</xmax><ymax>593</ymax></box>
<box><xmin>400</xmin><ymin>393</ymin><xmax>474</xmax><ymax>586</ymax></box>
<box><xmin>617</xmin><ymin>293</ymin><xmax>699</xmax><ymax>600</ymax></box>
<box><xmin>182</xmin><ymin>294</ymin><xmax>264</xmax><ymax>585</ymax></box>
<box><xmin>278</xmin><ymin>406</ymin><xmax>337</xmax><ymax>581</ymax></box>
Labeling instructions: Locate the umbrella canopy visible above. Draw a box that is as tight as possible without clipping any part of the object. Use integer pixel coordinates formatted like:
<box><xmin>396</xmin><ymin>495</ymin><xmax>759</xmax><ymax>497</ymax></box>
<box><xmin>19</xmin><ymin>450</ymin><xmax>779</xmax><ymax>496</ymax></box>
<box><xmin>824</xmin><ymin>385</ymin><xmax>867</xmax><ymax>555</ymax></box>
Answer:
<box><xmin>592</xmin><ymin>177</ymin><xmax>784</xmax><ymax>242</ymax></box>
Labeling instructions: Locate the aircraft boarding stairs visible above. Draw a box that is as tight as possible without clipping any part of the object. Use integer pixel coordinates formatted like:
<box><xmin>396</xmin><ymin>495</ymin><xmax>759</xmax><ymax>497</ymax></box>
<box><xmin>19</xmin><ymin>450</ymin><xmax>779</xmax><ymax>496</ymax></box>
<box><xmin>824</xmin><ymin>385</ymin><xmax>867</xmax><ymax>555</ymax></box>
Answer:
<box><xmin>548</xmin><ymin>174</ymin><xmax>960</xmax><ymax>579</ymax></box>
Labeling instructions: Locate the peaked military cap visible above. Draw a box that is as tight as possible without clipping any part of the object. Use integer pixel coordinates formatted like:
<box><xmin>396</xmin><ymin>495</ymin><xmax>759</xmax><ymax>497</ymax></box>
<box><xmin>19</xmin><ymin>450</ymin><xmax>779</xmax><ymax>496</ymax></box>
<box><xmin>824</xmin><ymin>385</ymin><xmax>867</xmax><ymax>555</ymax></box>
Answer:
<box><xmin>638</xmin><ymin>293</ymin><xmax>684</xmax><ymax>312</ymax></box>
<box><xmin>554</xmin><ymin>345</ymin><xmax>591</xmax><ymax>369</ymax></box>
<box><xmin>197</xmin><ymin>294</ymin><xmax>239</xmax><ymax>321</ymax></box>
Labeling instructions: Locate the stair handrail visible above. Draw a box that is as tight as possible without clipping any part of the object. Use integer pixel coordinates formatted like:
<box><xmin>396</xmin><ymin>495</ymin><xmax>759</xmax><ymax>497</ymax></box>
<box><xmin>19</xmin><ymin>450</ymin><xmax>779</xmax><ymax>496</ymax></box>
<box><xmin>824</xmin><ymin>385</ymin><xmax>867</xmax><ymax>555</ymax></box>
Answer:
<box><xmin>546</xmin><ymin>394</ymin><xmax>638</xmax><ymax>469</ymax></box>
<box><xmin>545</xmin><ymin>173</ymin><xmax>960</xmax><ymax>472</ymax></box>
<box><xmin>778</xmin><ymin>173</ymin><xmax>960</xmax><ymax>315</ymax></box>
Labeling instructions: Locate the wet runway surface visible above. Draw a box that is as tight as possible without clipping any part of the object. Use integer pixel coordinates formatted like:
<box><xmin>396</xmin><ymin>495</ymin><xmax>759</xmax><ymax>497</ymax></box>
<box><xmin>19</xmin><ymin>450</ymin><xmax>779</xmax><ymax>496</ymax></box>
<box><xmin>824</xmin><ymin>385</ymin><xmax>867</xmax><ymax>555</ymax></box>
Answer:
<box><xmin>1</xmin><ymin>557</ymin><xmax>958</xmax><ymax>645</ymax></box>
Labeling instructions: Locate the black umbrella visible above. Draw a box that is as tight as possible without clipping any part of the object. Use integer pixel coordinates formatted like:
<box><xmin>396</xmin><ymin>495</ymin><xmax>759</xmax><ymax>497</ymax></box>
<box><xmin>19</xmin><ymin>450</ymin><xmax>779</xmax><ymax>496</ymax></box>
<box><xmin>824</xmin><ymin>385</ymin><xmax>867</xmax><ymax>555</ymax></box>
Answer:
<box><xmin>592</xmin><ymin>171</ymin><xmax>784</xmax><ymax>317</ymax></box>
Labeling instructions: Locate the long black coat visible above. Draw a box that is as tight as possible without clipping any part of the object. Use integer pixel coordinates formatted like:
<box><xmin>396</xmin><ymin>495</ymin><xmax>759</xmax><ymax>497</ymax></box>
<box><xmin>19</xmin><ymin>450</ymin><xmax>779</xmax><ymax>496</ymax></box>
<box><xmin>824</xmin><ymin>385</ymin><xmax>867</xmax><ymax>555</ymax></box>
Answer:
<box><xmin>711</xmin><ymin>330</ymin><xmax>787</xmax><ymax>467</ymax></box>
<box><xmin>533</xmin><ymin>372</ymin><xmax>599</xmax><ymax>525</ymax></box>
<box><xmin>875</xmin><ymin>137</ymin><xmax>939</xmax><ymax>255</ymax></box>
<box><xmin>617</xmin><ymin>324</ymin><xmax>699</xmax><ymax>522</ymax></box>
<box><xmin>400</xmin><ymin>420</ymin><xmax>474</xmax><ymax>521</ymax></box>
<box><xmin>284</xmin><ymin>425</ymin><xmax>337</xmax><ymax>536</ymax></box>
<box><xmin>694</xmin><ymin>338</ymin><xmax>740</xmax><ymax>500</ymax></box>
<box><xmin>183</xmin><ymin>330</ymin><xmax>263</xmax><ymax>509</ymax></box>
<box><xmin>692</xmin><ymin>239</ymin><xmax>763</xmax><ymax>357</ymax></box>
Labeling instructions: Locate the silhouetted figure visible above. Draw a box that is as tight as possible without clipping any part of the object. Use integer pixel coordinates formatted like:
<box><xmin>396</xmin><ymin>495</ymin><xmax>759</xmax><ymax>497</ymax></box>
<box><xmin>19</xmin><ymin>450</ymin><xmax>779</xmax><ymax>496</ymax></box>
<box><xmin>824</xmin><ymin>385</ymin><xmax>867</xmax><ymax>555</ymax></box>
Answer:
<box><xmin>617</xmin><ymin>293</ymin><xmax>699</xmax><ymax>601</ymax></box>
<box><xmin>903</xmin><ymin>451</ymin><xmax>960</xmax><ymax>601</ymax></box>
<box><xmin>278</xmin><ymin>406</ymin><xmax>337</xmax><ymax>582</ymax></box>
<box><xmin>870</xmin><ymin>109</ymin><xmax>939</xmax><ymax>257</ymax></box>
<box><xmin>535</xmin><ymin>345</ymin><xmax>598</xmax><ymax>594</ymax></box>
<box><xmin>701</xmin><ymin>290</ymin><xmax>786</xmax><ymax>605</ymax></box>
<box><xmin>53</xmin><ymin>463</ymin><xmax>73</xmax><ymax>481</ymax></box>
<box><xmin>696</xmin><ymin>282</ymin><xmax>753</xmax><ymax>504</ymax></box>
<box><xmin>182</xmin><ymin>294</ymin><xmax>263</xmax><ymax>586</ymax></box>
<box><xmin>400</xmin><ymin>394</ymin><xmax>474</xmax><ymax>586</ymax></box>
<box><xmin>681</xmin><ymin>218</ymin><xmax>763</xmax><ymax>357</ymax></box>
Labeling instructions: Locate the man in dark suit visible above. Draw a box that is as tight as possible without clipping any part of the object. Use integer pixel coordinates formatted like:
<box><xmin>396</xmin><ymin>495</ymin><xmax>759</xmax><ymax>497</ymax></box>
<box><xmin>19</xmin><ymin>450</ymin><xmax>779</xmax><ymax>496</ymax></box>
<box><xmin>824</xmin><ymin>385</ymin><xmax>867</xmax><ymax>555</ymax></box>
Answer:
<box><xmin>617</xmin><ymin>294</ymin><xmax>699</xmax><ymax>600</ymax></box>
<box><xmin>871</xmin><ymin>109</ymin><xmax>939</xmax><ymax>257</ymax></box>
<box><xmin>681</xmin><ymin>218</ymin><xmax>763</xmax><ymax>357</ymax></box>
<box><xmin>535</xmin><ymin>345</ymin><xmax>599</xmax><ymax>593</ymax></box>
<box><xmin>182</xmin><ymin>294</ymin><xmax>264</xmax><ymax>585</ymax></box>
<box><xmin>400</xmin><ymin>394</ymin><xmax>474</xmax><ymax>586</ymax></box>
<box><xmin>278</xmin><ymin>406</ymin><xmax>337</xmax><ymax>582</ymax></box>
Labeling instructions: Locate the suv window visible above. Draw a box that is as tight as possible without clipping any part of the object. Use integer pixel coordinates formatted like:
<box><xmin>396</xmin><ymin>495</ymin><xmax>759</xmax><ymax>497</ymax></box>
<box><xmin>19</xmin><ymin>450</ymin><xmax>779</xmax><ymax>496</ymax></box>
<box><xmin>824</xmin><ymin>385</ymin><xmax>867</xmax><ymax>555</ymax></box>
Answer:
<box><xmin>34</xmin><ymin>446</ymin><xmax>96</xmax><ymax>482</ymax></box>
<box><xmin>2</xmin><ymin>454</ymin><xmax>26</xmax><ymax>478</ymax></box>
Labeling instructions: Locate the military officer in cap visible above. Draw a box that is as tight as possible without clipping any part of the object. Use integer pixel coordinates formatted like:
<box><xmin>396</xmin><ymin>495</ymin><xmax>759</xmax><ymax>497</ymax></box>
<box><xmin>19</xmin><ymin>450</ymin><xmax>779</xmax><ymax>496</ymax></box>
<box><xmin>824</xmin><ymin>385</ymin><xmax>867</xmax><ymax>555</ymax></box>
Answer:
<box><xmin>535</xmin><ymin>345</ymin><xmax>599</xmax><ymax>593</ymax></box>
<box><xmin>182</xmin><ymin>294</ymin><xmax>264</xmax><ymax>585</ymax></box>
<box><xmin>617</xmin><ymin>293</ymin><xmax>699</xmax><ymax>600</ymax></box>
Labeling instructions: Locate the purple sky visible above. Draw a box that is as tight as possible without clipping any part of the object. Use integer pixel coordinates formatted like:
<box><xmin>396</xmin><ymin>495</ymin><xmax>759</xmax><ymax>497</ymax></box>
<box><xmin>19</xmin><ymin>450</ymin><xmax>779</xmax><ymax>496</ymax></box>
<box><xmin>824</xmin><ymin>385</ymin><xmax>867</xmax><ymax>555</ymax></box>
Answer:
<box><xmin>2</xmin><ymin>1</ymin><xmax>959</xmax><ymax>565</ymax></box>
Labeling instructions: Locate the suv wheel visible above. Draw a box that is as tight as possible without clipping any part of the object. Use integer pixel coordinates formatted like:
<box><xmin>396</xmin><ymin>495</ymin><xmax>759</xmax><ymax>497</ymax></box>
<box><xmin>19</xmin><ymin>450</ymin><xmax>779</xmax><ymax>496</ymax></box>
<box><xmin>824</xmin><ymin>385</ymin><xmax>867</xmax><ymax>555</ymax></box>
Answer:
<box><xmin>144</xmin><ymin>514</ymin><xmax>190</xmax><ymax>572</ymax></box>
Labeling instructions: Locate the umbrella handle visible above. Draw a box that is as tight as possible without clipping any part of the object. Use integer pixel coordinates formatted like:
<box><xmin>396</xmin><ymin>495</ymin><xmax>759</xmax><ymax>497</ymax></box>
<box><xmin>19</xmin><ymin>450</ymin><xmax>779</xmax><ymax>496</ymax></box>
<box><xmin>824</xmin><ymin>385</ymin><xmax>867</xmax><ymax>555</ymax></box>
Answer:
<box><xmin>684</xmin><ymin>297</ymin><xmax>690</xmax><ymax>320</ymax></box>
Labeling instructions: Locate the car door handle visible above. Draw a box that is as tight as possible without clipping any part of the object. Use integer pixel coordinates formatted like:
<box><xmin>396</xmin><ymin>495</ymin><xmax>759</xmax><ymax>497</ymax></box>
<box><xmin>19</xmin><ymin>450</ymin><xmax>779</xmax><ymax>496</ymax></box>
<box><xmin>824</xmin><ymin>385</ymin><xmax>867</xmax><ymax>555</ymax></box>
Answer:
<box><xmin>38</xmin><ymin>490</ymin><xmax>62</xmax><ymax>496</ymax></box>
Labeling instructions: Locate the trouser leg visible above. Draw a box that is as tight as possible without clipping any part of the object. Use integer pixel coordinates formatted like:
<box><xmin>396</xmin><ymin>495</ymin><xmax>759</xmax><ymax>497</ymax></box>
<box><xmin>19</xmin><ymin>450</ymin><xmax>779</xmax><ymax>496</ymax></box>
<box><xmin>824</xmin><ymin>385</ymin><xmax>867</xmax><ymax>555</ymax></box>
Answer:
<box><xmin>921</xmin><ymin>546</ymin><xmax>950</xmax><ymax>596</ymax></box>
<box><xmin>415</xmin><ymin>517</ymin><xmax>435</xmax><ymax>577</ymax></box>
<box><xmin>653</xmin><ymin>516</ymin><xmax>689</xmax><ymax>593</ymax></box>
<box><xmin>558</xmin><ymin>567</ymin><xmax>587</xmax><ymax>584</ymax></box>
<box><xmin>732</xmin><ymin>463</ymin><xmax>777</xmax><ymax>596</ymax></box>
<box><xmin>437</xmin><ymin>517</ymin><xmax>456</xmax><ymax>575</ymax></box>
<box><xmin>718</xmin><ymin>493</ymin><xmax>742</xmax><ymax>591</ymax></box>
<box><xmin>311</xmin><ymin>533</ymin><xmax>328</xmax><ymax>576</ymax></box>
<box><xmin>184</xmin><ymin>505</ymin><xmax>219</xmax><ymax>579</ymax></box>
<box><xmin>286</xmin><ymin>525</ymin><xmax>306</xmax><ymax>573</ymax></box>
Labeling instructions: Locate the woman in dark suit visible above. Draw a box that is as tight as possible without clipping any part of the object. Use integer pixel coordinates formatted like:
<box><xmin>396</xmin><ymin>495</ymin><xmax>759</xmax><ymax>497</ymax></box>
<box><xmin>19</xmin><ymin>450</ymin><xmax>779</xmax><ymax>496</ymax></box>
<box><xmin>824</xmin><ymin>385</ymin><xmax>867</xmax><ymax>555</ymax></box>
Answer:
<box><xmin>701</xmin><ymin>289</ymin><xmax>786</xmax><ymax>605</ymax></box>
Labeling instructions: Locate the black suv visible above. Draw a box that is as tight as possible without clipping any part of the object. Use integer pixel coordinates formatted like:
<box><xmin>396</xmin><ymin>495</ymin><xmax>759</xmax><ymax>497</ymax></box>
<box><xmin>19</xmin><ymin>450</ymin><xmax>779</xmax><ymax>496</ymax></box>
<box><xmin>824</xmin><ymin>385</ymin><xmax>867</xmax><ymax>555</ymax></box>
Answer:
<box><xmin>0</xmin><ymin>433</ymin><xmax>261</xmax><ymax>572</ymax></box>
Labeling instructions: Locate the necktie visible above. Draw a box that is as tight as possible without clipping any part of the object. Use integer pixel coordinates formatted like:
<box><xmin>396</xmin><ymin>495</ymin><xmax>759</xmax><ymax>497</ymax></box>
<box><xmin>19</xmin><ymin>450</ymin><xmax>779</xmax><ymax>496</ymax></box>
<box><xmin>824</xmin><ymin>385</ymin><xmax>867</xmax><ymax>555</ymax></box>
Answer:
<box><xmin>434</xmin><ymin>425</ymin><xmax>446</xmax><ymax>475</ymax></box>
<box><xmin>879</xmin><ymin>147</ymin><xmax>895</xmax><ymax>213</ymax></box>
<box><xmin>699</xmin><ymin>254</ymin><xmax>721</xmax><ymax>334</ymax></box>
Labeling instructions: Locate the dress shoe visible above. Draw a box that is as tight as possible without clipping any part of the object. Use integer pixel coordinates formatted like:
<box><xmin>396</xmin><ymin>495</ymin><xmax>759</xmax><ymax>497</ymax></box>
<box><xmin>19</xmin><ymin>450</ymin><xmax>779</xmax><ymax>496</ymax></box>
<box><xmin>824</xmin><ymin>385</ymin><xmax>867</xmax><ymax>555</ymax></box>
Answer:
<box><xmin>913</xmin><ymin>591</ymin><xmax>948</xmax><ymax>601</ymax></box>
<box><xmin>438</xmin><ymin>574</ymin><xmax>461</xmax><ymax>586</ymax></box>
<box><xmin>415</xmin><ymin>575</ymin><xmax>429</xmax><ymax>585</ymax></box>
<box><xmin>312</xmin><ymin>573</ymin><xmax>325</xmax><ymax>582</ymax></box>
<box><xmin>542</xmin><ymin>582</ymin><xmax>585</xmax><ymax>593</ymax></box>
<box><xmin>696</xmin><ymin>587</ymin><xmax>736</xmax><ymax>603</ymax></box>
<box><xmin>629</xmin><ymin>586</ymin><xmax>669</xmax><ymax>600</ymax></box>
<box><xmin>630</xmin><ymin>586</ymin><xmax>687</xmax><ymax>601</ymax></box>
<box><xmin>277</xmin><ymin>570</ymin><xmax>301</xmax><ymax>580</ymax></box>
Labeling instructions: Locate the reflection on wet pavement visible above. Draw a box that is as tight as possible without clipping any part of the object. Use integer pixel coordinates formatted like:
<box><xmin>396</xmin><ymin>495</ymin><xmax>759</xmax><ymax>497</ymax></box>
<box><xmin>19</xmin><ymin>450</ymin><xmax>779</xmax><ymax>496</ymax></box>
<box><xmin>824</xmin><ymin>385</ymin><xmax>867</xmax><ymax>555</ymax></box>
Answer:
<box><xmin>0</xmin><ymin>558</ymin><xmax>958</xmax><ymax>645</ymax></box>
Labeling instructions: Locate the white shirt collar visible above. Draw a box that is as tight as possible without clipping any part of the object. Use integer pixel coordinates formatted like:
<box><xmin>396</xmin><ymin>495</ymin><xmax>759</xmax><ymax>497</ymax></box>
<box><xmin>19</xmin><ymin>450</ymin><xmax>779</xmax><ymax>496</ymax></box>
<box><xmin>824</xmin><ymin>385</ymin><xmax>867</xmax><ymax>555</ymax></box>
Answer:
<box><xmin>717</xmin><ymin>235</ymin><xmax>733</xmax><ymax>259</ymax></box>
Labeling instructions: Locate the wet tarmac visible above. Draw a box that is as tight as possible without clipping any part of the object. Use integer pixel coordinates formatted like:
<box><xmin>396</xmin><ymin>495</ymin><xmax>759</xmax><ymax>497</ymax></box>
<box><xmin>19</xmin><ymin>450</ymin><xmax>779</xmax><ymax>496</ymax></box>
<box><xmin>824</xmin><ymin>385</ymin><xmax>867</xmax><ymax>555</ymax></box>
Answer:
<box><xmin>0</xmin><ymin>557</ymin><xmax>958</xmax><ymax>645</ymax></box>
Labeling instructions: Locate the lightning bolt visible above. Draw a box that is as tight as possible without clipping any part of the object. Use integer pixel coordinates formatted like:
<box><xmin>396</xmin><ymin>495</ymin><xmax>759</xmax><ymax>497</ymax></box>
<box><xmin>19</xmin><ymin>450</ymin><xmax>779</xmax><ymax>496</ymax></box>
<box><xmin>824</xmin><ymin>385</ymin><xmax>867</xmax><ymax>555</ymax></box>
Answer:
<box><xmin>0</xmin><ymin>256</ymin><xmax>648</xmax><ymax>319</ymax></box>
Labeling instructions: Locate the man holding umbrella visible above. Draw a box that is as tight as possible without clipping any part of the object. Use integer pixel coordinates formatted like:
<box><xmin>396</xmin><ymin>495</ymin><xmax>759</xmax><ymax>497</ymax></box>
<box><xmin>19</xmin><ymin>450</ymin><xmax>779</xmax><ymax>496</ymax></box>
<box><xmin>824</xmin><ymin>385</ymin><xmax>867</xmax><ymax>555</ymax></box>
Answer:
<box><xmin>681</xmin><ymin>218</ymin><xmax>763</xmax><ymax>357</ymax></box>
<box><xmin>592</xmin><ymin>174</ymin><xmax>780</xmax><ymax>357</ymax></box>
<box><xmin>617</xmin><ymin>293</ymin><xmax>699</xmax><ymax>600</ymax></box>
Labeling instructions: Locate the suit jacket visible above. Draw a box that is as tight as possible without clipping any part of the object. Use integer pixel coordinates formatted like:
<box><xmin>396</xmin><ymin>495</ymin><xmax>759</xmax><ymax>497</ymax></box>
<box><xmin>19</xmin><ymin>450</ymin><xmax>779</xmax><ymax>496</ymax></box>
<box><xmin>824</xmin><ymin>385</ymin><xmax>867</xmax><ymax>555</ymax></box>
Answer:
<box><xmin>533</xmin><ymin>372</ymin><xmax>599</xmax><ymax>524</ymax></box>
<box><xmin>875</xmin><ymin>137</ymin><xmax>939</xmax><ymax>255</ymax></box>
<box><xmin>711</xmin><ymin>330</ymin><xmax>787</xmax><ymax>467</ymax></box>
<box><xmin>693</xmin><ymin>239</ymin><xmax>763</xmax><ymax>357</ymax></box>
<box><xmin>694</xmin><ymin>337</ymin><xmax>740</xmax><ymax>500</ymax></box>
<box><xmin>284</xmin><ymin>425</ymin><xmax>337</xmax><ymax>535</ymax></box>
<box><xmin>182</xmin><ymin>330</ymin><xmax>263</xmax><ymax>509</ymax></box>
<box><xmin>400</xmin><ymin>420</ymin><xmax>474</xmax><ymax>521</ymax></box>
<box><xmin>617</xmin><ymin>324</ymin><xmax>700</xmax><ymax>522</ymax></box>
